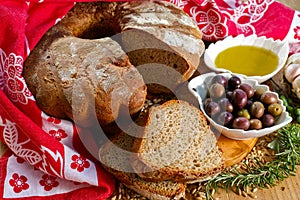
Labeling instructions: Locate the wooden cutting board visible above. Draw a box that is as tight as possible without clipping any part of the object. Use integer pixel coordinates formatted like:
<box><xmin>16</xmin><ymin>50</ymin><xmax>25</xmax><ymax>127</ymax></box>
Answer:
<box><xmin>217</xmin><ymin>135</ymin><xmax>258</xmax><ymax>167</ymax></box>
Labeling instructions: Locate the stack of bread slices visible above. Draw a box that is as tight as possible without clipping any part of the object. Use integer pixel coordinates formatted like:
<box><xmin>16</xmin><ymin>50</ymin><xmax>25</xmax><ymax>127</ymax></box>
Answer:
<box><xmin>99</xmin><ymin>100</ymin><xmax>225</xmax><ymax>200</ymax></box>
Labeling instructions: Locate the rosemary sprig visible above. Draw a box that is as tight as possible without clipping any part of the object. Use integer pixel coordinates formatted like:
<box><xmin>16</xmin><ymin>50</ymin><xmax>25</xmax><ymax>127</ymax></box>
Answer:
<box><xmin>205</xmin><ymin>124</ymin><xmax>300</xmax><ymax>199</ymax></box>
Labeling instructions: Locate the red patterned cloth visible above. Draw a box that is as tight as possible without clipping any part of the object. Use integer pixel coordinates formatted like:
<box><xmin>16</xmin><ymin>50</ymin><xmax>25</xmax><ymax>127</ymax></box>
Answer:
<box><xmin>0</xmin><ymin>0</ymin><xmax>299</xmax><ymax>199</ymax></box>
<box><xmin>169</xmin><ymin>0</ymin><xmax>300</xmax><ymax>54</ymax></box>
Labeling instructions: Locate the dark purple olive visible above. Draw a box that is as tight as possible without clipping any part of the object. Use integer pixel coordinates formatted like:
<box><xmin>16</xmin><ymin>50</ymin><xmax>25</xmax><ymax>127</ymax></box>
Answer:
<box><xmin>205</xmin><ymin>101</ymin><xmax>220</xmax><ymax>117</ymax></box>
<box><xmin>228</xmin><ymin>76</ymin><xmax>241</xmax><ymax>90</ymax></box>
<box><xmin>211</xmin><ymin>75</ymin><xmax>227</xmax><ymax>87</ymax></box>
<box><xmin>245</xmin><ymin>99</ymin><xmax>253</xmax><ymax>108</ymax></box>
<box><xmin>249</xmin><ymin>119</ymin><xmax>263</xmax><ymax>130</ymax></box>
<box><xmin>232</xmin><ymin>88</ymin><xmax>248</xmax><ymax>109</ymax></box>
<box><xmin>260</xmin><ymin>92</ymin><xmax>278</xmax><ymax>105</ymax></box>
<box><xmin>217</xmin><ymin>111</ymin><xmax>233</xmax><ymax>126</ymax></box>
<box><xmin>218</xmin><ymin>98</ymin><xmax>234</xmax><ymax>113</ymax></box>
<box><xmin>261</xmin><ymin>114</ymin><xmax>275</xmax><ymax>127</ymax></box>
<box><xmin>209</xmin><ymin>83</ymin><xmax>225</xmax><ymax>99</ymax></box>
<box><xmin>226</xmin><ymin>91</ymin><xmax>233</xmax><ymax>100</ymax></box>
<box><xmin>232</xmin><ymin>117</ymin><xmax>250</xmax><ymax>130</ymax></box>
<box><xmin>239</xmin><ymin>83</ymin><xmax>255</xmax><ymax>98</ymax></box>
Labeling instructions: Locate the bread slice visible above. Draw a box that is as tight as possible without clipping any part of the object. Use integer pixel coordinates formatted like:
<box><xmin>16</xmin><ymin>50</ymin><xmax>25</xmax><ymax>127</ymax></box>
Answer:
<box><xmin>99</xmin><ymin>131</ymin><xmax>186</xmax><ymax>200</ymax></box>
<box><xmin>131</xmin><ymin>100</ymin><xmax>225</xmax><ymax>182</ymax></box>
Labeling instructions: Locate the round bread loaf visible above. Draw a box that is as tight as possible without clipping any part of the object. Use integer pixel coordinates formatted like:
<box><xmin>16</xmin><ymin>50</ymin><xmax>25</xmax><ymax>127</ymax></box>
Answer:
<box><xmin>120</xmin><ymin>1</ymin><xmax>205</xmax><ymax>93</ymax></box>
<box><xmin>23</xmin><ymin>2</ymin><xmax>147</xmax><ymax>128</ymax></box>
<box><xmin>23</xmin><ymin>1</ymin><xmax>205</xmax><ymax>129</ymax></box>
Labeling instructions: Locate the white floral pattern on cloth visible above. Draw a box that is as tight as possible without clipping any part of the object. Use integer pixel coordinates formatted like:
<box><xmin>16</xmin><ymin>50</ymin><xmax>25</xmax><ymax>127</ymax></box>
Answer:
<box><xmin>41</xmin><ymin>112</ymin><xmax>74</xmax><ymax>149</ymax></box>
<box><xmin>9</xmin><ymin>173</ymin><xmax>30</xmax><ymax>193</ymax></box>
<box><xmin>3</xmin><ymin>154</ymin><xmax>88</xmax><ymax>198</ymax></box>
<box><xmin>189</xmin><ymin>2</ymin><xmax>229</xmax><ymax>40</ymax></box>
<box><xmin>225</xmin><ymin>0</ymin><xmax>274</xmax><ymax>35</ymax></box>
<box><xmin>39</xmin><ymin>174</ymin><xmax>59</xmax><ymax>191</ymax></box>
<box><xmin>0</xmin><ymin>117</ymin><xmax>43</xmax><ymax>166</ymax></box>
<box><xmin>70</xmin><ymin>154</ymin><xmax>90</xmax><ymax>172</ymax></box>
<box><xmin>48</xmin><ymin>129</ymin><xmax>68</xmax><ymax>141</ymax></box>
<box><xmin>0</xmin><ymin>48</ymin><xmax>33</xmax><ymax>104</ymax></box>
<box><xmin>295</xmin><ymin>25</ymin><xmax>300</xmax><ymax>40</ymax></box>
<box><xmin>0</xmin><ymin>116</ymin><xmax>65</xmax><ymax>178</ymax></box>
<box><xmin>293</xmin><ymin>14</ymin><xmax>300</xmax><ymax>41</ymax></box>
<box><xmin>220</xmin><ymin>0</ymin><xmax>247</xmax><ymax>9</ymax></box>
<box><xmin>281</xmin><ymin>11</ymin><xmax>300</xmax><ymax>45</ymax></box>
<box><xmin>64</xmin><ymin>147</ymin><xmax>98</xmax><ymax>186</ymax></box>
<box><xmin>168</xmin><ymin>0</ymin><xmax>188</xmax><ymax>8</ymax></box>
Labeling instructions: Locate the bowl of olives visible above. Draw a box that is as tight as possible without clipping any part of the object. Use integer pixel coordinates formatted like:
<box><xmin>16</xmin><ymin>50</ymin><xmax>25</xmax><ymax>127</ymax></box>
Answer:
<box><xmin>188</xmin><ymin>72</ymin><xmax>292</xmax><ymax>140</ymax></box>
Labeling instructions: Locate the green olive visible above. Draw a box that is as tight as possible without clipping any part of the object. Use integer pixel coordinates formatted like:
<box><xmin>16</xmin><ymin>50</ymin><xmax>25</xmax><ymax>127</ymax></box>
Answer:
<box><xmin>268</xmin><ymin>103</ymin><xmax>283</xmax><ymax>116</ymax></box>
<box><xmin>237</xmin><ymin>109</ymin><xmax>251</xmax><ymax>120</ymax></box>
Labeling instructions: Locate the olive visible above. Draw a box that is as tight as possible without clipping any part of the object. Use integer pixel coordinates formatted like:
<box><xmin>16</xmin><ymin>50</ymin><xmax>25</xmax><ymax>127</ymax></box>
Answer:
<box><xmin>261</xmin><ymin>114</ymin><xmax>275</xmax><ymax>127</ymax></box>
<box><xmin>260</xmin><ymin>92</ymin><xmax>278</xmax><ymax>105</ymax></box>
<box><xmin>249</xmin><ymin>119</ymin><xmax>263</xmax><ymax>130</ymax></box>
<box><xmin>204</xmin><ymin>98</ymin><xmax>213</xmax><ymax>107</ymax></box>
<box><xmin>217</xmin><ymin>111</ymin><xmax>233</xmax><ymax>126</ymax></box>
<box><xmin>254</xmin><ymin>87</ymin><xmax>266</xmax><ymax>99</ymax></box>
<box><xmin>232</xmin><ymin>89</ymin><xmax>248</xmax><ymax>109</ymax></box>
<box><xmin>218</xmin><ymin>98</ymin><xmax>234</xmax><ymax>113</ymax></box>
<box><xmin>209</xmin><ymin>83</ymin><xmax>225</xmax><ymax>99</ymax></box>
<box><xmin>232</xmin><ymin>117</ymin><xmax>250</xmax><ymax>130</ymax></box>
<box><xmin>211</xmin><ymin>75</ymin><xmax>227</xmax><ymax>87</ymax></box>
<box><xmin>205</xmin><ymin>101</ymin><xmax>220</xmax><ymax>117</ymax></box>
<box><xmin>237</xmin><ymin>109</ymin><xmax>251</xmax><ymax>120</ymax></box>
<box><xmin>245</xmin><ymin>99</ymin><xmax>253</xmax><ymax>109</ymax></box>
<box><xmin>239</xmin><ymin>83</ymin><xmax>255</xmax><ymax>98</ymax></box>
<box><xmin>228</xmin><ymin>76</ymin><xmax>241</xmax><ymax>90</ymax></box>
<box><xmin>268</xmin><ymin>103</ymin><xmax>283</xmax><ymax>116</ymax></box>
<box><xmin>226</xmin><ymin>91</ymin><xmax>233</xmax><ymax>100</ymax></box>
<box><xmin>249</xmin><ymin>101</ymin><xmax>265</xmax><ymax>118</ymax></box>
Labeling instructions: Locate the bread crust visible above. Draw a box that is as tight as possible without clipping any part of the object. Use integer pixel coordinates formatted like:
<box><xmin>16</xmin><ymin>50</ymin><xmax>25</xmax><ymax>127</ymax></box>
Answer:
<box><xmin>23</xmin><ymin>2</ymin><xmax>147</xmax><ymax>128</ymax></box>
<box><xmin>120</xmin><ymin>1</ymin><xmax>205</xmax><ymax>93</ymax></box>
<box><xmin>99</xmin><ymin>132</ymin><xmax>186</xmax><ymax>200</ymax></box>
<box><xmin>23</xmin><ymin>1</ymin><xmax>205</xmax><ymax>130</ymax></box>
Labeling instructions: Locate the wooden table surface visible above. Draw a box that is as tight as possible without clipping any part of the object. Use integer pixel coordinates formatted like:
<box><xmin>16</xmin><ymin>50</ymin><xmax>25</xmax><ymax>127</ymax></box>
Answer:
<box><xmin>0</xmin><ymin>1</ymin><xmax>299</xmax><ymax>200</ymax></box>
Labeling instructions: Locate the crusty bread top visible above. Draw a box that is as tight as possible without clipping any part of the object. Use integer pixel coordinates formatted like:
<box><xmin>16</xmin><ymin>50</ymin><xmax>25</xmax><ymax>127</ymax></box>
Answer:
<box><xmin>23</xmin><ymin>1</ymin><xmax>205</xmax><ymax>129</ymax></box>
<box><xmin>131</xmin><ymin>100</ymin><xmax>225</xmax><ymax>182</ymax></box>
<box><xmin>120</xmin><ymin>1</ymin><xmax>204</xmax><ymax>59</ymax></box>
<box><xmin>119</xmin><ymin>1</ymin><xmax>205</xmax><ymax>94</ymax></box>
<box><xmin>24</xmin><ymin>36</ymin><xmax>146</xmax><ymax>127</ymax></box>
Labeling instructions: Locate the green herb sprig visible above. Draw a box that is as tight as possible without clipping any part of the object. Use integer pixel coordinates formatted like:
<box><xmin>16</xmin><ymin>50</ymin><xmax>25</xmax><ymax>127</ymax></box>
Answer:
<box><xmin>280</xmin><ymin>95</ymin><xmax>300</xmax><ymax>124</ymax></box>
<box><xmin>205</xmin><ymin>124</ymin><xmax>300</xmax><ymax>199</ymax></box>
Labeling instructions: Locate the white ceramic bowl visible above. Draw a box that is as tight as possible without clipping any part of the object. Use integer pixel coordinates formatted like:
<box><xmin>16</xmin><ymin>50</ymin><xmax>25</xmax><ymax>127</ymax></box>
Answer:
<box><xmin>188</xmin><ymin>72</ymin><xmax>292</xmax><ymax>140</ymax></box>
<box><xmin>204</xmin><ymin>34</ymin><xmax>289</xmax><ymax>83</ymax></box>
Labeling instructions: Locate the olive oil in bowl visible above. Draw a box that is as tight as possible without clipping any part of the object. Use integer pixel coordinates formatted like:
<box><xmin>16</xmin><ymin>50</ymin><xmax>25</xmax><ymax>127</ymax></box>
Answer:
<box><xmin>214</xmin><ymin>46</ymin><xmax>279</xmax><ymax>76</ymax></box>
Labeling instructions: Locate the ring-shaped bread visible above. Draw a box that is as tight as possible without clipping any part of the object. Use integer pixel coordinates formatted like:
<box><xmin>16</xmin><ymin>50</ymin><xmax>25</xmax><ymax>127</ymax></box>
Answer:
<box><xmin>23</xmin><ymin>1</ymin><xmax>205</xmax><ymax>131</ymax></box>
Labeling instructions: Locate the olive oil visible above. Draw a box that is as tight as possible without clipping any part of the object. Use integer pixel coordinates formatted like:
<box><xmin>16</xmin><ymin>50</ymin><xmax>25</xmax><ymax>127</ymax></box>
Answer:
<box><xmin>215</xmin><ymin>46</ymin><xmax>278</xmax><ymax>76</ymax></box>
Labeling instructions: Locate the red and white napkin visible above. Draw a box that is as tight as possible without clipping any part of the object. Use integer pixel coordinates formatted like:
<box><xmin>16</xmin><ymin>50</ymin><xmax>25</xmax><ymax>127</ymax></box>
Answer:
<box><xmin>169</xmin><ymin>0</ymin><xmax>300</xmax><ymax>54</ymax></box>
<box><xmin>0</xmin><ymin>0</ymin><xmax>299</xmax><ymax>199</ymax></box>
